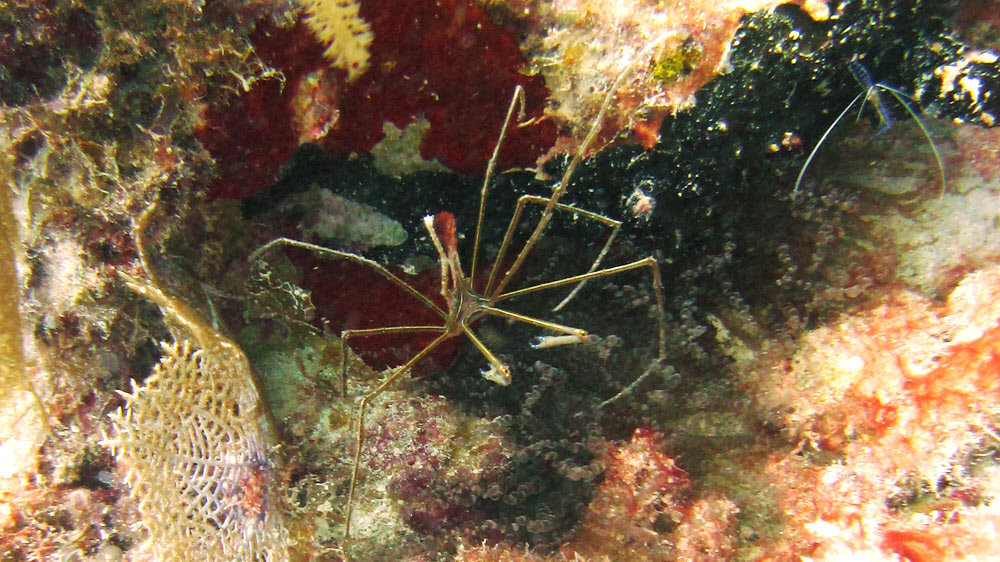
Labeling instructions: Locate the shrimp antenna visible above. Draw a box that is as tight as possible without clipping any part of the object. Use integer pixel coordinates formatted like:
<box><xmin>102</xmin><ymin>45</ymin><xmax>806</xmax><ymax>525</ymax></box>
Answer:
<box><xmin>794</xmin><ymin>63</ymin><xmax>947</xmax><ymax>198</ymax></box>
<box><xmin>793</xmin><ymin>90</ymin><xmax>865</xmax><ymax>195</ymax></box>
<box><xmin>876</xmin><ymin>83</ymin><xmax>947</xmax><ymax>198</ymax></box>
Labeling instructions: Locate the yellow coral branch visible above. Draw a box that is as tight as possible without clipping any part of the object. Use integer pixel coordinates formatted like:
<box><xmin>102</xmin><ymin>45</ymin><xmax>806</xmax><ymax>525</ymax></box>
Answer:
<box><xmin>298</xmin><ymin>0</ymin><xmax>373</xmax><ymax>81</ymax></box>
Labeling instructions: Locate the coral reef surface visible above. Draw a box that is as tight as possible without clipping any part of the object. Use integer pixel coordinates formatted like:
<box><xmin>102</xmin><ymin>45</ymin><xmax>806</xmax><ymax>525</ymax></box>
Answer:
<box><xmin>2</xmin><ymin>0</ymin><xmax>1000</xmax><ymax>560</ymax></box>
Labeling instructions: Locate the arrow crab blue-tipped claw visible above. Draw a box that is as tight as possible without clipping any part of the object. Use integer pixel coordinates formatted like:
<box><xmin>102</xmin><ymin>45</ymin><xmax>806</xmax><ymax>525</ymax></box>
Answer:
<box><xmin>530</xmin><ymin>333</ymin><xmax>590</xmax><ymax>349</ymax></box>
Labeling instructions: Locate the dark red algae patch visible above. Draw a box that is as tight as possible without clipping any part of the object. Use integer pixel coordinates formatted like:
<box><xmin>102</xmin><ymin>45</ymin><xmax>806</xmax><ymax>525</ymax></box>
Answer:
<box><xmin>198</xmin><ymin>1</ymin><xmax>555</xmax><ymax>201</ymax></box>
<box><xmin>195</xmin><ymin>20</ymin><xmax>327</xmax><ymax>200</ymax></box>
<box><xmin>290</xmin><ymin>247</ymin><xmax>464</xmax><ymax>376</ymax></box>
<box><xmin>329</xmin><ymin>0</ymin><xmax>555</xmax><ymax>175</ymax></box>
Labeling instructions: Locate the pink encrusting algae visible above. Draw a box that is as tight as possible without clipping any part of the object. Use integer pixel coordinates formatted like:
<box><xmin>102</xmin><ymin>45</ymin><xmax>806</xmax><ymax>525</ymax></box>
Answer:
<box><xmin>739</xmin><ymin>266</ymin><xmax>1000</xmax><ymax>560</ymax></box>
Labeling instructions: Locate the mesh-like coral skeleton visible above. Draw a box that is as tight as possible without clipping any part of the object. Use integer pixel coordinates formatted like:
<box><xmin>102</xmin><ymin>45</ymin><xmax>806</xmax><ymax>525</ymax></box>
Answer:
<box><xmin>105</xmin><ymin>342</ymin><xmax>288</xmax><ymax>562</ymax></box>
<box><xmin>102</xmin><ymin>208</ymin><xmax>290</xmax><ymax>562</ymax></box>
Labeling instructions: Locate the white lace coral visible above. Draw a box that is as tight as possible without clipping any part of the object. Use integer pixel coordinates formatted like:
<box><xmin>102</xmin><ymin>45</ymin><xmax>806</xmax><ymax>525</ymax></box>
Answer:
<box><xmin>101</xmin><ymin>207</ymin><xmax>289</xmax><ymax>562</ymax></box>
